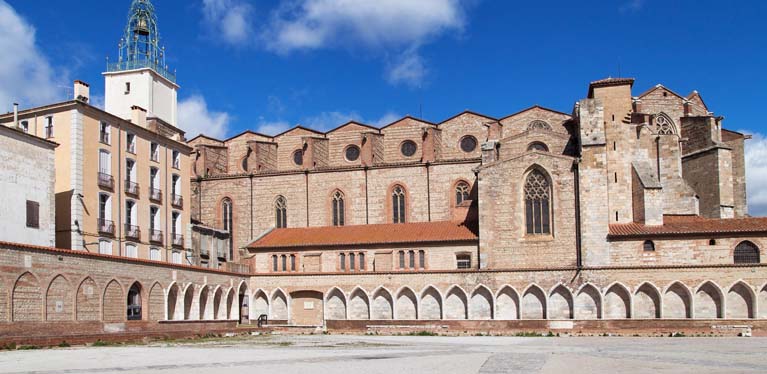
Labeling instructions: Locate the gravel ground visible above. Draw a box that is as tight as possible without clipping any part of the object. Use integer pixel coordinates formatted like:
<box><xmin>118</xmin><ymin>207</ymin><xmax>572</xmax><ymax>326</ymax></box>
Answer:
<box><xmin>1</xmin><ymin>334</ymin><xmax>765</xmax><ymax>374</ymax></box>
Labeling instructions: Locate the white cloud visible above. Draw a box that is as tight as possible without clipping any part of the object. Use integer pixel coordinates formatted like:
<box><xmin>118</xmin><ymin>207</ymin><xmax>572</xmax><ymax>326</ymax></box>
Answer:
<box><xmin>202</xmin><ymin>0</ymin><xmax>255</xmax><ymax>46</ymax></box>
<box><xmin>744</xmin><ymin>131</ymin><xmax>767</xmax><ymax>216</ymax></box>
<box><xmin>0</xmin><ymin>1</ymin><xmax>64</xmax><ymax>108</ymax></box>
<box><xmin>253</xmin><ymin>110</ymin><xmax>403</xmax><ymax>136</ymax></box>
<box><xmin>254</xmin><ymin>118</ymin><xmax>291</xmax><ymax>136</ymax></box>
<box><xmin>178</xmin><ymin>95</ymin><xmax>230</xmax><ymax>139</ymax></box>
<box><xmin>371</xmin><ymin>111</ymin><xmax>402</xmax><ymax>127</ymax></box>
<box><xmin>386</xmin><ymin>48</ymin><xmax>427</xmax><ymax>87</ymax></box>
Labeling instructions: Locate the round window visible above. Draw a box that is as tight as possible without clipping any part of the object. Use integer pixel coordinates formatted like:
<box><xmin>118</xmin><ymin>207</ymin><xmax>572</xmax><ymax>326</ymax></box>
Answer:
<box><xmin>400</xmin><ymin>140</ymin><xmax>417</xmax><ymax>157</ymax></box>
<box><xmin>459</xmin><ymin>136</ymin><xmax>477</xmax><ymax>153</ymax></box>
<box><xmin>292</xmin><ymin>149</ymin><xmax>303</xmax><ymax>166</ymax></box>
<box><xmin>345</xmin><ymin>145</ymin><xmax>360</xmax><ymax>162</ymax></box>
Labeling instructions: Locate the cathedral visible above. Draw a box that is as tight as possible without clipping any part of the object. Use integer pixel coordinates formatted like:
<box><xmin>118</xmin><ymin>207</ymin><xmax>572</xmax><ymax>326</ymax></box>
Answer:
<box><xmin>1</xmin><ymin>0</ymin><xmax>766</xmax><ymax>342</ymax></box>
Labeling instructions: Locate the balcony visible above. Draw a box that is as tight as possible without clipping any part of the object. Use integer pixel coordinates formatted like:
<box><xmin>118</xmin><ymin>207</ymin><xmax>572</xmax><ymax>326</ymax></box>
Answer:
<box><xmin>200</xmin><ymin>247</ymin><xmax>209</xmax><ymax>257</ymax></box>
<box><xmin>99</xmin><ymin>132</ymin><xmax>110</xmax><ymax>145</ymax></box>
<box><xmin>98</xmin><ymin>219</ymin><xmax>115</xmax><ymax>236</ymax></box>
<box><xmin>172</xmin><ymin>194</ymin><xmax>183</xmax><ymax>208</ymax></box>
<box><xmin>226</xmin><ymin>262</ymin><xmax>251</xmax><ymax>274</ymax></box>
<box><xmin>125</xmin><ymin>180</ymin><xmax>140</xmax><ymax>197</ymax></box>
<box><xmin>98</xmin><ymin>172</ymin><xmax>114</xmax><ymax>190</ymax></box>
<box><xmin>126</xmin><ymin>143</ymin><xmax>136</xmax><ymax>154</ymax></box>
<box><xmin>149</xmin><ymin>188</ymin><xmax>162</xmax><ymax>202</ymax></box>
<box><xmin>172</xmin><ymin>234</ymin><xmax>184</xmax><ymax>248</ymax></box>
<box><xmin>125</xmin><ymin>224</ymin><xmax>140</xmax><ymax>240</ymax></box>
<box><xmin>172</xmin><ymin>159</ymin><xmax>180</xmax><ymax>169</ymax></box>
<box><xmin>150</xmin><ymin>229</ymin><xmax>163</xmax><ymax>244</ymax></box>
<box><xmin>217</xmin><ymin>250</ymin><xmax>227</xmax><ymax>261</ymax></box>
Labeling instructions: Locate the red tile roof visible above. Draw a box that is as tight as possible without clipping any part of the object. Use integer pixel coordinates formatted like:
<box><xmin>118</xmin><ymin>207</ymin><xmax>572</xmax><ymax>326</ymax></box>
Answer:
<box><xmin>247</xmin><ymin>221</ymin><xmax>479</xmax><ymax>249</ymax></box>
<box><xmin>609</xmin><ymin>215</ymin><xmax>767</xmax><ymax>238</ymax></box>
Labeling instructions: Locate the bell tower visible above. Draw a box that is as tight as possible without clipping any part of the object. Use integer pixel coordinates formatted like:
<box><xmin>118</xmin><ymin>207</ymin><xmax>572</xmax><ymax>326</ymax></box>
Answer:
<box><xmin>104</xmin><ymin>0</ymin><xmax>178</xmax><ymax>127</ymax></box>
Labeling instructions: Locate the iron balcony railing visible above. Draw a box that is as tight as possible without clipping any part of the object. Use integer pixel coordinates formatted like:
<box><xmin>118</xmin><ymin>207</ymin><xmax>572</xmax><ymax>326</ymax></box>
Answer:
<box><xmin>98</xmin><ymin>172</ymin><xmax>114</xmax><ymax>190</ymax></box>
<box><xmin>150</xmin><ymin>229</ymin><xmax>163</xmax><ymax>244</ymax></box>
<box><xmin>99</xmin><ymin>132</ymin><xmax>110</xmax><ymax>145</ymax></box>
<box><xmin>125</xmin><ymin>224</ymin><xmax>140</xmax><ymax>240</ymax></box>
<box><xmin>98</xmin><ymin>219</ymin><xmax>115</xmax><ymax>235</ymax></box>
<box><xmin>172</xmin><ymin>159</ymin><xmax>180</xmax><ymax>169</ymax></box>
<box><xmin>126</xmin><ymin>142</ymin><xmax>136</xmax><ymax>154</ymax></box>
<box><xmin>171</xmin><ymin>194</ymin><xmax>183</xmax><ymax>208</ymax></box>
<box><xmin>106</xmin><ymin>60</ymin><xmax>177</xmax><ymax>84</ymax></box>
<box><xmin>172</xmin><ymin>234</ymin><xmax>184</xmax><ymax>248</ymax></box>
<box><xmin>217</xmin><ymin>250</ymin><xmax>227</xmax><ymax>260</ymax></box>
<box><xmin>150</xmin><ymin>187</ymin><xmax>162</xmax><ymax>202</ymax></box>
<box><xmin>125</xmin><ymin>180</ymin><xmax>140</xmax><ymax>196</ymax></box>
<box><xmin>200</xmin><ymin>247</ymin><xmax>209</xmax><ymax>257</ymax></box>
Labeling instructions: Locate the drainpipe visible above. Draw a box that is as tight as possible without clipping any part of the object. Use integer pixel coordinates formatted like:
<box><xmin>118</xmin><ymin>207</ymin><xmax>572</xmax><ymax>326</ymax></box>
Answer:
<box><xmin>117</xmin><ymin>126</ymin><xmax>123</xmax><ymax>256</ymax></box>
<box><xmin>426</xmin><ymin>162</ymin><xmax>431</xmax><ymax>222</ymax></box>
<box><xmin>364</xmin><ymin>166</ymin><xmax>369</xmax><ymax>224</ymax></box>
<box><xmin>249</xmin><ymin>174</ymin><xmax>254</xmax><ymax>241</ymax></box>
<box><xmin>474</xmin><ymin>169</ymin><xmax>480</xmax><ymax>270</ymax></box>
<box><xmin>574</xmin><ymin>159</ymin><xmax>583</xmax><ymax>269</ymax></box>
<box><xmin>304</xmin><ymin>171</ymin><xmax>310</xmax><ymax>227</ymax></box>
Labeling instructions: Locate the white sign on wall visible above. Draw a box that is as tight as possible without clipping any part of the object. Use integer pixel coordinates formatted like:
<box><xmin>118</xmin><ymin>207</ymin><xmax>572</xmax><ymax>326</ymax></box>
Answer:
<box><xmin>304</xmin><ymin>301</ymin><xmax>314</xmax><ymax>310</ymax></box>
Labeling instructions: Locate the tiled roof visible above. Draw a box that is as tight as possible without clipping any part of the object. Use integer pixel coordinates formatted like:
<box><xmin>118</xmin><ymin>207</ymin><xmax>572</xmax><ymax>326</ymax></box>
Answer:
<box><xmin>608</xmin><ymin>215</ymin><xmax>767</xmax><ymax>238</ymax></box>
<box><xmin>247</xmin><ymin>221</ymin><xmax>479</xmax><ymax>249</ymax></box>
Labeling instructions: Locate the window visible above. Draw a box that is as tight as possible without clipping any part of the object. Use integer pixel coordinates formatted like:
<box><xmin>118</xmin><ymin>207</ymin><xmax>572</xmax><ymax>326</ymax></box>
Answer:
<box><xmin>340</xmin><ymin>253</ymin><xmax>346</xmax><ymax>271</ymax></box>
<box><xmin>400</xmin><ymin>140</ymin><xmax>417</xmax><ymax>157</ymax></box>
<box><xmin>418</xmin><ymin>250</ymin><xmax>425</xmax><ymax>269</ymax></box>
<box><xmin>150</xmin><ymin>167</ymin><xmax>160</xmax><ymax>200</ymax></box>
<box><xmin>359</xmin><ymin>253</ymin><xmax>365</xmax><ymax>270</ymax></box>
<box><xmin>171</xmin><ymin>251</ymin><xmax>182</xmax><ymax>264</ymax></box>
<box><xmin>99</xmin><ymin>240</ymin><xmax>113</xmax><ymax>255</ymax></box>
<box><xmin>392</xmin><ymin>185</ymin><xmax>406</xmax><ymax>223</ymax></box>
<box><xmin>290</xmin><ymin>255</ymin><xmax>296</xmax><ymax>271</ymax></box>
<box><xmin>125</xmin><ymin>200</ymin><xmax>137</xmax><ymax>227</ymax></box>
<box><xmin>25</xmin><ymin>200</ymin><xmax>39</xmax><ymax>228</ymax></box>
<box><xmin>455</xmin><ymin>181</ymin><xmax>470</xmax><ymax>205</ymax></box>
<box><xmin>99</xmin><ymin>122</ymin><xmax>110</xmax><ymax>145</ymax></box>
<box><xmin>709</xmin><ymin>239</ymin><xmax>717</xmax><ymax>246</ymax></box>
<box><xmin>172</xmin><ymin>150</ymin><xmax>180</xmax><ymax>169</ymax></box>
<box><xmin>345</xmin><ymin>145</ymin><xmax>360</xmax><ymax>162</ymax></box>
<box><xmin>98</xmin><ymin>194</ymin><xmax>112</xmax><ymax>234</ymax></box>
<box><xmin>126</xmin><ymin>159</ymin><xmax>136</xmax><ymax>183</ymax></box>
<box><xmin>275</xmin><ymin>196</ymin><xmax>287</xmax><ymax>228</ymax></box>
<box><xmin>456</xmin><ymin>253</ymin><xmax>471</xmax><ymax>269</ymax></box>
<box><xmin>409</xmin><ymin>250</ymin><xmax>415</xmax><ymax>270</ymax></box>
<box><xmin>655</xmin><ymin>113</ymin><xmax>676</xmax><ymax>135</ymax></box>
<box><xmin>149</xmin><ymin>206</ymin><xmax>159</xmax><ymax>231</ymax></box>
<box><xmin>527</xmin><ymin>120</ymin><xmax>552</xmax><ymax>131</ymax></box>
<box><xmin>524</xmin><ymin>169</ymin><xmax>551</xmax><ymax>235</ymax></box>
<box><xmin>272</xmin><ymin>255</ymin><xmax>278</xmax><ymax>272</ymax></box>
<box><xmin>99</xmin><ymin>149</ymin><xmax>112</xmax><ymax>176</ymax></box>
<box><xmin>149</xmin><ymin>247</ymin><xmax>160</xmax><ymax>261</ymax></box>
<box><xmin>292</xmin><ymin>149</ymin><xmax>303</xmax><ymax>166</ymax></box>
<box><xmin>281</xmin><ymin>255</ymin><xmax>287</xmax><ymax>271</ymax></box>
<box><xmin>399</xmin><ymin>251</ymin><xmax>405</xmax><ymax>269</ymax></box>
<box><xmin>45</xmin><ymin>116</ymin><xmax>53</xmax><ymax>138</ymax></box>
<box><xmin>527</xmin><ymin>142</ymin><xmax>549</xmax><ymax>152</ymax></box>
<box><xmin>332</xmin><ymin>190</ymin><xmax>345</xmax><ymax>226</ymax></box>
<box><xmin>734</xmin><ymin>241</ymin><xmax>760</xmax><ymax>264</ymax></box>
<box><xmin>459</xmin><ymin>136</ymin><xmax>477</xmax><ymax>153</ymax></box>
<box><xmin>171</xmin><ymin>211</ymin><xmax>180</xmax><ymax>236</ymax></box>
<box><xmin>241</xmin><ymin>156</ymin><xmax>249</xmax><ymax>172</ymax></box>
<box><xmin>125</xmin><ymin>82</ymin><xmax>131</xmax><ymax>94</ymax></box>
<box><xmin>349</xmin><ymin>253</ymin><xmax>356</xmax><ymax>271</ymax></box>
<box><xmin>19</xmin><ymin>120</ymin><xmax>28</xmax><ymax>133</ymax></box>
<box><xmin>150</xmin><ymin>142</ymin><xmax>159</xmax><ymax>162</ymax></box>
<box><xmin>125</xmin><ymin>244</ymin><xmax>138</xmax><ymax>258</ymax></box>
<box><xmin>643</xmin><ymin>240</ymin><xmax>655</xmax><ymax>252</ymax></box>
<box><xmin>221</xmin><ymin>198</ymin><xmax>233</xmax><ymax>231</ymax></box>
<box><xmin>126</xmin><ymin>133</ymin><xmax>136</xmax><ymax>153</ymax></box>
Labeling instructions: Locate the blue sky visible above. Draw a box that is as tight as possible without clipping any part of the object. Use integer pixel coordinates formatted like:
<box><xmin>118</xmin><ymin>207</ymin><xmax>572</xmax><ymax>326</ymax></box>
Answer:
<box><xmin>2</xmin><ymin>0</ymin><xmax>767</xmax><ymax>213</ymax></box>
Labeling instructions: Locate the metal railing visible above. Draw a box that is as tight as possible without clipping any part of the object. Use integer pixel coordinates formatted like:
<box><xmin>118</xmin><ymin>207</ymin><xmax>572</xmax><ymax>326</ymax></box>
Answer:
<box><xmin>106</xmin><ymin>60</ymin><xmax>177</xmax><ymax>84</ymax></box>
<box><xmin>150</xmin><ymin>229</ymin><xmax>163</xmax><ymax>244</ymax></box>
<box><xmin>98</xmin><ymin>172</ymin><xmax>114</xmax><ymax>189</ymax></box>
<box><xmin>99</xmin><ymin>132</ymin><xmax>110</xmax><ymax>145</ymax></box>
<box><xmin>98</xmin><ymin>219</ymin><xmax>115</xmax><ymax>235</ymax></box>
<box><xmin>125</xmin><ymin>224</ymin><xmax>140</xmax><ymax>240</ymax></box>
<box><xmin>172</xmin><ymin>234</ymin><xmax>184</xmax><ymax>247</ymax></box>
<box><xmin>125</xmin><ymin>180</ymin><xmax>140</xmax><ymax>196</ymax></box>
<box><xmin>150</xmin><ymin>188</ymin><xmax>162</xmax><ymax>202</ymax></box>
<box><xmin>172</xmin><ymin>194</ymin><xmax>183</xmax><ymax>208</ymax></box>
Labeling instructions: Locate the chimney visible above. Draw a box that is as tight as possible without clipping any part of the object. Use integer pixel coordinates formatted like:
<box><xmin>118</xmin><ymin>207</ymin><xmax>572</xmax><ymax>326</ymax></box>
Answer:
<box><xmin>13</xmin><ymin>103</ymin><xmax>18</xmax><ymax>128</ymax></box>
<box><xmin>131</xmin><ymin>105</ymin><xmax>147</xmax><ymax>128</ymax></box>
<box><xmin>74</xmin><ymin>80</ymin><xmax>90</xmax><ymax>103</ymax></box>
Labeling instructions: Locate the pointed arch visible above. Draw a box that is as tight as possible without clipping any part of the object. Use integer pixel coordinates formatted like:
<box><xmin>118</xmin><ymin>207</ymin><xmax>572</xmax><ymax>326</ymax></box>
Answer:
<box><xmin>395</xmin><ymin>286</ymin><xmax>417</xmax><ymax>320</ymax></box>
<box><xmin>419</xmin><ymin>285</ymin><xmax>443</xmax><ymax>320</ymax></box>
<box><xmin>275</xmin><ymin>195</ymin><xmax>288</xmax><ymax>228</ymax></box>
<box><xmin>102</xmin><ymin>279</ymin><xmax>125</xmax><ymax>322</ymax></box>
<box><xmin>166</xmin><ymin>282</ymin><xmax>181</xmax><ymax>320</ymax></box>
<box><xmin>759</xmin><ymin>283</ymin><xmax>767</xmax><ymax>319</ymax></box>
<box><xmin>126</xmin><ymin>281</ymin><xmax>144</xmax><ymax>321</ymax></box>
<box><xmin>325</xmin><ymin>287</ymin><xmax>347</xmax><ymax>320</ymax></box>
<box><xmin>12</xmin><ymin>272</ymin><xmax>42</xmax><ymax>322</ymax></box>
<box><xmin>390</xmin><ymin>184</ymin><xmax>408</xmax><ymax>224</ymax></box>
<box><xmin>45</xmin><ymin>275</ymin><xmax>72</xmax><ymax>321</ymax></box>
<box><xmin>148</xmin><ymin>282</ymin><xmax>164</xmax><ymax>321</ymax></box>
<box><xmin>349</xmin><ymin>287</ymin><xmax>370</xmax><ymax>320</ymax></box>
<box><xmin>469</xmin><ymin>285</ymin><xmax>494</xmax><ymax>320</ymax></box>
<box><xmin>444</xmin><ymin>285</ymin><xmax>468</xmax><ymax>320</ymax></box>
<box><xmin>549</xmin><ymin>284</ymin><xmax>573</xmax><ymax>319</ymax></box>
<box><xmin>574</xmin><ymin>283</ymin><xmax>601</xmax><ymax>320</ymax></box>
<box><xmin>654</xmin><ymin>112</ymin><xmax>677</xmax><ymax>135</ymax></box>
<box><xmin>726</xmin><ymin>281</ymin><xmax>755</xmax><ymax>319</ymax></box>
<box><xmin>521</xmin><ymin>284</ymin><xmax>546</xmax><ymax>319</ymax></box>
<box><xmin>211</xmin><ymin>286</ymin><xmax>223</xmax><ymax>320</ymax></box>
<box><xmin>693</xmin><ymin>281</ymin><xmax>723</xmax><ymax>319</ymax></box>
<box><xmin>0</xmin><ymin>278</ymin><xmax>6</xmax><ymax>322</ymax></box>
<box><xmin>198</xmin><ymin>285</ymin><xmax>211</xmax><ymax>320</ymax></box>
<box><xmin>524</xmin><ymin>167</ymin><xmax>552</xmax><ymax>235</ymax></box>
<box><xmin>634</xmin><ymin>282</ymin><xmax>661</xmax><ymax>319</ymax></box>
<box><xmin>371</xmin><ymin>286</ymin><xmax>394</xmax><ymax>320</ymax></box>
<box><xmin>75</xmin><ymin>277</ymin><xmax>100</xmax><ymax>321</ymax></box>
<box><xmin>663</xmin><ymin>281</ymin><xmax>692</xmax><ymax>319</ymax></box>
<box><xmin>225</xmin><ymin>288</ymin><xmax>235</xmax><ymax>319</ymax></box>
<box><xmin>603</xmin><ymin>282</ymin><xmax>631</xmax><ymax>319</ymax></box>
<box><xmin>183</xmin><ymin>284</ymin><xmax>196</xmax><ymax>320</ymax></box>
<box><xmin>252</xmin><ymin>289</ymin><xmax>269</xmax><ymax>321</ymax></box>
<box><xmin>331</xmin><ymin>189</ymin><xmax>346</xmax><ymax>226</ymax></box>
<box><xmin>270</xmin><ymin>288</ymin><xmax>288</xmax><ymax>320</ymax></box>
<box><xmin>496</xmin><ymin>285</ymin><xmax>520</xmax><ymax>320</ymax></box>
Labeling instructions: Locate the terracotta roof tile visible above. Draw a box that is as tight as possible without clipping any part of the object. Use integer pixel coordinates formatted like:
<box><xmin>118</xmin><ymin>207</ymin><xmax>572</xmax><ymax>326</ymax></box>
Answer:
<box><xmin>609</xmin><ymin>215</ymin><xmax>767</xmax><ymax>238</ymax></box>
<box><xmin>247</xmin><ymin>221</ymin><xmax>479</xmax><ymax>249</ymax></box>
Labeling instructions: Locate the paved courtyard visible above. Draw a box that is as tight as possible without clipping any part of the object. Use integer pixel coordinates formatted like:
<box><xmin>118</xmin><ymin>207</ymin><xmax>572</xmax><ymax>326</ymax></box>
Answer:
<box><xmin>1</xmin><ymin>334</ymin><xmax>766</xmax><ymax>374</ymax></box>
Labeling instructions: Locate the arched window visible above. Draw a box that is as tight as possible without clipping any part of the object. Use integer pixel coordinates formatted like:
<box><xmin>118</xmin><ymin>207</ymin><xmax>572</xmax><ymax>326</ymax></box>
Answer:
<box><xmin>527</xmin><ymin>142</ymin><xmax>549</xmax><ymax>152</ymax></box>
<box><xmin>734</xmin><ymin>241</ymin><xmax>760</xmax><ymax>264</ymax></box>
<box><xmin>655</xmin><ymin>113</ymin><xmax>676</xmax><ymax>135</ymax></box>
<box><xmin>527</xmin><ymin>120</ymin><xmax>552</xmax><ymax>131</ymax></box>
<box><xmin>455</xmin><ymin>181</ymin><xmax>470</xmax><ymax>205</ymax></box>
<box><xmin>127</xmin><ymin>283</ymin><xmax>142</xmax><ymax>320</ymax></box>
<box><xmin>392</xmin><ymin>185</ymin><xmax>406</xmax><ymax>223</ymax></box>
<box><xmin>643</xmin><ymin>240</ymin><xmax>655</xmax><ymax>252</ymax></box>
<box><xmin>275</xmin><ymin>196</ymin><xmax>287</xmax><ymax>228</ymax></box>
<box><xmin>332</xmin><ymin>191</ymin><xmax>345</xmax><ymax>226</ymax></box>
<box><xmin>524</xmin><ymin>169</ymin><xmax>551</xmax><ymax>235</ymax></box>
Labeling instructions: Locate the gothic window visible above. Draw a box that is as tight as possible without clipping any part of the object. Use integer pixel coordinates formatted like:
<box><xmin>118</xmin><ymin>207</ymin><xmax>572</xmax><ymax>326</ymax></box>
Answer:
<box><xmin>527</xmin><ymin>142</ymin><xmax>549</xmax><ymax>152</ymax></box>
<box><xmin>455</xmin><ymin>181</ymin><xmax>470</xmax><ymax>205</ymax></box>
<box><xmin>527</xmin><ymin>120</ymin><xmax>552</xmax><ymax>131</ymax></box>
<box><xmin>734</xmin><ymin>241</ymin><xmax>760</xmax><ymax>264</ymax></box>
<box><xmin>655</xmin><ymin>114</ymin><xmax>676</xmax><ymax>135</ymax></box>
<box><xmin>392</xmin><ymin>185</ymin><xmax>406</xmax><ymax>223</ymax></box>
<box><xmin>524</xmin><ymin>169</ymin><xmax>551</xmax><ymax>235</ymax></box>
<box><xmin>345</xmin><ymin>145</ymin><xmax>360</xmax><ymax>162</ymax></box>
<box><xmin>400</xmin><ymin>140</ymin><xmax>417</xmax><ymax>157</ymax></box>
<box><xmin>459</xmin><ymin>136</ymin><xmax>477</xmax><ymax>153</ymax></box>
<box><xmin>292</xmin><ymin>149</ymin><xmax>303</xmax><ymax>166</ymax></box>
<box><xmin>275</xmin><ymin>196</ymin><xmax>287</xmax><ymax>228</ymax></box>
<box><xmin>643</xmin><ymin>240</ymin><xmax>655</xmax><ymax>252</ymax></box>
<box><xmin>332</xmin><ymin>190</ymin><xmax>345</xmax><ymax>226</ymax></box>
